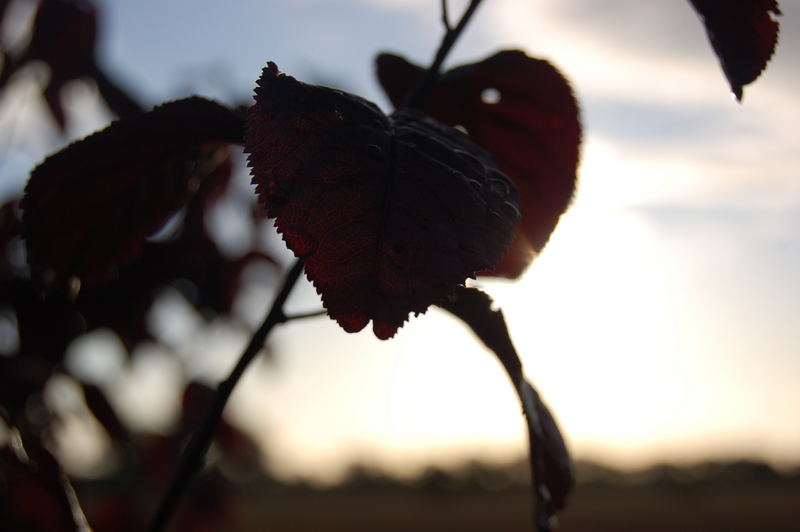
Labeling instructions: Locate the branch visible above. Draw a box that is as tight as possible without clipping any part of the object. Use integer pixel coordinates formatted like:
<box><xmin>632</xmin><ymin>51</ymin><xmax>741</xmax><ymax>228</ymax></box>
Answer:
<box><xmin>147</xmin><ymin>259</ymin><xmax>305</xmax><ymax>532</ymax></box>
<box><xmin>404</xmin><ymin>0</ymin><xmax>484</xmax><ymax>109</ymax></box>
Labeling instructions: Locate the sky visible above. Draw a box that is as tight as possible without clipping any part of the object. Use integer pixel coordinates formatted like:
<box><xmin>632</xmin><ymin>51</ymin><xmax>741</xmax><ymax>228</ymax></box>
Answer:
<box><xmin>1</xmin><ymin>0</ymin><xmax>798</xmax><ymax>482</ymax></box>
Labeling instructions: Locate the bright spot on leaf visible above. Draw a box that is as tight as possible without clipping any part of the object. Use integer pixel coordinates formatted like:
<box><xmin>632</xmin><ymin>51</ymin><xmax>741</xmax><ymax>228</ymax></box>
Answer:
<box><xmin>481</xmin><ymin>87</ymin><xmax>501</xmax><ymax>105</ymax></box>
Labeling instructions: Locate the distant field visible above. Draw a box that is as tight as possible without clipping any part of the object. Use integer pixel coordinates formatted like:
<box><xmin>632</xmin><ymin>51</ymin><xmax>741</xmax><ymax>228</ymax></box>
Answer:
<box><xmin>237</xmin><ymin>481</ymin><xmax>800</xmax><ymax>531</ymax></box>
<box><xmin>561</xmin><ymin>484</ymin><xmax>800</xmax><ymax>532</ymax></box>
<box><xmin>74</xmin><ymin>459</ymin><xmax>800</xmax><ymax>531</ymax></box>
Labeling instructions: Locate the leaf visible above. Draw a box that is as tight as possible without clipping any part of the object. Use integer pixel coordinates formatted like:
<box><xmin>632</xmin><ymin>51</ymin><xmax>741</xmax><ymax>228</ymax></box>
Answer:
<box><xmin>0</xmin><ymin>352</ymin><xmax>53</xmax><ymax>416</ymax></box>
<box><xmin>22</xmin><ymin>0</ymin><xmax>97</xmax><ymax>80</ymax></box>
<box><xmin>7</xmin><ymin>148</ymin><xmax>275</xmax><ymax>360</ymax></box>
<box><xmin>245</xmin><ymin>63</ymin><xmax>519</xmax><ymax>339</ymax></box>
<box><xmin>82</xmin><ymin>383</ymin><xmax>130</xmax><ymax>442</ymax></box>
<box><xmin>11</xmin><ymin>0</ymin><xmax>98</xmax><ymax>129</ymax></box>
<box><xmin>689</xmin><ymin>0</ymin><xmax>782</xmax><ymax>101</ymax></box>
<box><xmin>21</xmin><ymin>96</ymin><xmax>245</xmax><ymax>291</ymax></box>
<box><xmin>0</xmin><ymin>0</ymin><xmax>144</xmax><ymax>127</ymax></box>
<box><xmin>0</xmin><ymin>198</ymin><xmax>22</xmax><ymax>273</ymax></box>
<box><xmin>377</xmin><ymin>50</ymin><xmax>581</xmax><ymax>278</ymax></box>
<box><xmin>439</xmin><ymin>286</ymin><xmax>574</xmax><ymax>526</ymax></box>
<box><xmin>72</xmin><ymin>151</ymin><xmax>274</xmax><ymax>353</ymax></box>
<box><xmin>0</xmin><ymin>437</ymin><xmax>89</xmax><ymax>532</ymax></box>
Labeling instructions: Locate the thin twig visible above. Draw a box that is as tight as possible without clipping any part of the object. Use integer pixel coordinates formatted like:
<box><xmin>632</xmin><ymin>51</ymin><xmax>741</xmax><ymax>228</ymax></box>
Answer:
<box><xmin>147</xmin><ymin>260</ymin><xmax>305</xmax><ymax>532</ymax></box>
<box><xmin>404</xmin><ymin>0</ymin><xmax>484</xmax><ymax>109</ymax></box>
<box><xmin>441</xmin><ymin>0</ymin><xmax>452</xmax><ymax>31</ymax></box>
<box><xmin>284</xmin><ymin>309</ymin><xmax>327</xmax><ymax>322</ymax></box>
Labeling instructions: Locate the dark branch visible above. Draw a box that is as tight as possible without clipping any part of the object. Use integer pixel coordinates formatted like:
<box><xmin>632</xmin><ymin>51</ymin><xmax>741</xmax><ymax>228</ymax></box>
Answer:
<box><xmin>404</xmin><ymin>0</ymin><xmax>484</xmax><ymax>109</ymax></box>
<box><xmin>147</xmin><ymin>260</ymin><xmax>305</xmax><ymax>532</ymax></box>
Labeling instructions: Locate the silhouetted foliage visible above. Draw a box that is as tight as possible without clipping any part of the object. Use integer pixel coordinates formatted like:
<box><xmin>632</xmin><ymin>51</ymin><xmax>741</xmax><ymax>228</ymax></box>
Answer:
<box><xmin>0</xmin><ymin>0</ymin><xmax>143</xmax><ymax>128</ymax></box>
<box><xmin>689</xmin><ymin>0</ymin><xmax>781</xmax><ymax>100</ymax></box>
<box><xmin>377</xmin><ymin>50</ymin><xmax>581</xmax><ymax>279</ymax></box>
<box><xmin>22</xmin><ymin>97</ymin><xmax>245</xmax><ymax>290</ymax></box>
<box><xmin>0</xmin><ymin>0</ymin><xmax>783</xmax><ymax>531</ymax></box>
<box><xmin>246</xmin><ymin>62</ymin><xmax>519</xmax><ymax>338</ymax></box>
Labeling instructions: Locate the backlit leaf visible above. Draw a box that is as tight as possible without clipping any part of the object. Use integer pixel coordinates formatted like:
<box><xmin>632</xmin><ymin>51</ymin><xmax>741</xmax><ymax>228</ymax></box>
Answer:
<box><xmin>377</xmin><ymin>50</ymin><xmax>581</xmax><ymax>278</ymax></box>
<box><xmin>246</xmin><ymin>63</ymin><xmax>519</xmax><ymax>339</ymax></box>
<box><xmin>0</xmin><ymin>437</ymin><xmax>88</xmax><ymax>532</ymax></box>
<box><xmin>82</xmin><ymin>383</ymin><xmax>130</xmax><ymax>442</ymax></box>
<box><xmin>689</xmin><ymin>0</ymin><xmax>781</xmax><ymax>101</ymax></box>
<box><xmin>439</xmin><ymin>286</ymin><xmax>574</xmax><ymax>524</ymax></box>
<box><xmin>22</xmin><ymin>97</ymin><xmax>245</xmax><ymax>291</ymax></box>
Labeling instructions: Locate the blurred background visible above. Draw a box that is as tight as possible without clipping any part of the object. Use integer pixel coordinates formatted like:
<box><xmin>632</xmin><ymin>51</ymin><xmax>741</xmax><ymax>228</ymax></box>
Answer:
<box><xmin>1</xmin><ymin>0</ymin><xmax>798</xmax><ymax>530</ymax></box>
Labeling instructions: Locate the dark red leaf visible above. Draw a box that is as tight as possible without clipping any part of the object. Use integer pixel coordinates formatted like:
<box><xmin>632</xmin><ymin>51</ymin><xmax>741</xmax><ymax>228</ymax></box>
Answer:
<box><xmin>0</xmin><ymin>198</ymin><xmax>22</xmax><ymax>273</ymax></box>
<box><xmin>4</xmin><ymin>148</ymin><xmax>274</xmax><ymax>361</ymax></box>
<box><xmin>377</xmin><ymin>50</ymin><xmax>581</xmax><ymax>278</ymax></box>
<box><xmin>21</xmin><ymin>97</ymin><xmax>245</xmax><ymax>291</ymax></box>
<box><xmin>44</xmin><ymin>81</ymin><xmax>67</xmax><ymax>131</ymax></box>
<box><xmin>71</xmin><ymin>151</ymin><xmax>274</xmax><ymax>352</ymax></box>
<box><xmin>0</xmin><ymin>0</ymin><xmax>144</xmax><ymax>126</ymax></box>
<box><xmin>82</xmin><ymin>382</ymin><xmax>129</xmax><ymax>442</ymax></box>
<box><xmin>519</xmin><ymin>381</ymin><xmax>574</xmax><ymax>513</ymax></box>
<box><xmin>0</xmin><ymin>353</ymin><xmax>53</xmax><ymax>418</ymax></box>
<box><xmin>13</xmin><ymin>0</ymin><xmax>98</xmax><ymax>129</ymax></box>
<box><xmin>439</xmin><ymin>286</ymin><xmax>574</xmax><ymax>521</ymax></box>
<box><xmin>689</xmin><ymin>0</ymin><xmax>781</xmax><ymax>101</ymax></box>
<box><xmin>0</xmin><ymin>49</ymin><xmax>9</xmax><ymax>87</ymax></box>
<box><xmin>180</xmin><ymin>380</ymin><xmax>217</xmax><ymax>433</ymax></box>
<box><xmin>24</xmin><ymin>0</ymin><xmax>97</xmax><ymax>78</ymax></box>
<box><xmin>0</xmin><ymin>1</ymin><xmax>12</xmax><ymax>87</ymax></box>
<box><xmin>245</xmin><ymin>63</ymin><xmax>519</xmax><ymax>339</ymax></box>
<box><xmin>90</xmin><ymin>63</ymin><xmax>146</xmax><ymax>120</ymax></box>
<box><xmin>0</xmin><ymin>0</ymin><xmax>8</xmax><ymax>25</ymax></box>
<box><xmin>8</xmin><ymin>279</ymin><xmax>86</xmax><ymax>359</ymax></box>
<box><xmin>0</xmin><ymin>438</ymin><xmax>88</xmax><ymax>532</ymax></box>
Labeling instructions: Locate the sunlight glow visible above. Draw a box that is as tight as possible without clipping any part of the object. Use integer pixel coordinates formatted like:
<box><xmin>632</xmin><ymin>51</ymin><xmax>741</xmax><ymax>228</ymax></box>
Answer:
<box><xmin>17</xmin><ymin>0</ymin><xmax>797</xmax><ymax>482</ymax></box>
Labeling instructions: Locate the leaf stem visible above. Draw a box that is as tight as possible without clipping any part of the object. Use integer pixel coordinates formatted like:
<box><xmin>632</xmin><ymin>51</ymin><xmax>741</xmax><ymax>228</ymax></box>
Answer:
<box><xmin>147</xmin><ymin>259</ymin><xmax>305</xmax><ymax>532</ymax></box>
<box><xmin>284</xmin><ymin>309</ymin><xmax>327</xmax><ymax>322</ymax></box>
<box><xmin>404</xmin><ymin>0</ymin><xmax>484</xmax><ymax>109</ymax></box>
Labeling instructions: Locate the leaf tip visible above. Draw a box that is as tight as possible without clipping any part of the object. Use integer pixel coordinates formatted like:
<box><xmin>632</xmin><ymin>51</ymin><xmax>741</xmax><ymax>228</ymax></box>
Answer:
<box><xmin>334</xmin><ymin>312</ymin><xmax>370</xmax><ymax>334</ymax></box>
<box><xmin>373</xmin><ymin>321</ymin><xmax>399</xmax><ymax>340</ymax></box>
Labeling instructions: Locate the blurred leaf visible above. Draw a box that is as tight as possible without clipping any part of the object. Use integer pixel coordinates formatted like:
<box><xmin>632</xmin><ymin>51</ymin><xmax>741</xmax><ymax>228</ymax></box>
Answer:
<box><xmin>0</xmin><ymin>198</ymin><xmax>23</xmax><ymax>274</ymax></box>
<box><xmin>377</xmin><ymin>50</ymin><xmax>581</xmax><ymax>278</ymax></box>
<box><xmin>3</xmin><ymin>279</ymin><xmax>86</xmax><ymax>360</ymax></box>
<box><xmin>689</xmin><ymin>0</ymin><xmax>782</xmax><ymax>101</ymax></box>
<box><xmin>246</xmin><ymin>62</ymin><xmax>519</xmax><ymax>339</ymax></box>
<box><xmin>0</xmin><ymin>354</ymin><xmax>53</xmax><ymax>421</ymax></box>
<box><xmin>0</xmin><ymin>0</ymin><xmax>143</xmax><ymax>127</ymax></box>
<box><xmin>1</xmin><ymin>147</ymin><xmax>274</xmax><ymax>367</ymax></box>
<box><xmin>22</xmin><ymin>97</ymin><xmax>245</xmax><ymax>291</ymax></box>
<box><xmin>81</xmin><ymin>383</ymin><xmax>129</xmax><ymax>442</ymax></box>
<box><xmin>8</xmin><ymin>0</ymin><xmax>97</xmax><ymax>129</ymax></box>
<box><xmin>180</xmin><ymin>381</ymin><xmax>217</xmax><ymax>433</ymax></box>
<box><xmin>0</xmin><ymin>436</ymin><xmax>89</xmax><ymax>532</ymax></box>
<box><xmin>89</xmin><ymin>64</ymin><xmax>145</xmax><ymax>121</ymax></box>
